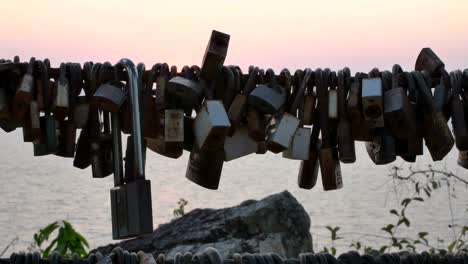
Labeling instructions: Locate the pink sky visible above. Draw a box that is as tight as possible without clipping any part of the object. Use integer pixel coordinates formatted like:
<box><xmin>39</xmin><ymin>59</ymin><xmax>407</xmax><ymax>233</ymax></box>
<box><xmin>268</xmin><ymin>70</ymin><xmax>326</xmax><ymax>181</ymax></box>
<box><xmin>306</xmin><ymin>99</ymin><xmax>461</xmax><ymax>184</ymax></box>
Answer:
<box><xmin>1</xmin><ymin>0</ymin><xmax>467</xmax><ymax>73</ymax></box>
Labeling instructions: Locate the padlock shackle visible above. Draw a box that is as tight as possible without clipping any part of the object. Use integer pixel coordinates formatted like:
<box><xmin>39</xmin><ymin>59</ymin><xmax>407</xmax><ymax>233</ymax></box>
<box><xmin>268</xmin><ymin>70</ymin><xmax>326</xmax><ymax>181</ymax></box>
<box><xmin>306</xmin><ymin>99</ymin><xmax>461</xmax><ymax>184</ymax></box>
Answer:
<box><xmin>450</xmin><ymin>70</ymin><xmax>463</xmax><ymax>95</ymax></box>
<box><xmin>392</xmin><ymin>64</ymin><xmax>403</xmax><ymax>90</ymax></box>
<box><xmin>412</xmin><ymin>71</ymin><xmax>435</xmax><ymax>112</ymax></box>
<box><xmin>289</xmin><ymin>68</ymin><xmax>312</xmax><ymax>114</ymax></box>
<box><xmin>337</xmin><ymin>69</ymin><xmax>347</xmax><ymax>119</ymax></box>
<box><xmin>243</xmin><ymin>66</ymin><xmax>258</xmax><ymax>95</ymax></box>
<box><xmin>381</xmin><ymin>71</ymin><xmax>392</xmax><ymax>92</ymax></box>
<box><xmin>118</xmin><ymin>58</ymin><xmax>145</xmax><ymax>178</ymax></box>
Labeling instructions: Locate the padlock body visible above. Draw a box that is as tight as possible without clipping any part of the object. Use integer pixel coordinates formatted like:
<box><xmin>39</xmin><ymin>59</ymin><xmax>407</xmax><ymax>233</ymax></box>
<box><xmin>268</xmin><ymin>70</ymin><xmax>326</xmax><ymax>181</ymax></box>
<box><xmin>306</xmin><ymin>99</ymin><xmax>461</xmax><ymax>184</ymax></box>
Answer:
<box><xmin>298</xmin><ymin>139</ymin><xmax>321</xmax><ymax>189</ymax></box>
<box><xmin>248</xmin><ymin>84</ymin><xmax>285</xmax><ymax>114</ymax></box>
<box><xmin>384</xmin><ymin>87</ymin><xmax>416</xmax><ymax>138</ymax></box>
<box><xmin>200</xmin><ymin>30</ymin><xmax>230</xmax><ymax>80</ymax></box>
<box><xmin>194</xmin><ymin>100</ymin><xmax>230</xmax><ymax>150</ymax></box>
<box><xmin>246</xmin><ymin>107</ymin><xmax>265</xmax><ymax>142</ymax></box>
<box><xmin>224</xmin><ymin>126</ymin><xmax>257</xmax><ymax>161</ymax></box>
<box><xmin>110</xmin><ymin>179</ymin><xmax>153</xmax><ymax>240</ymax></box>
<box><xmin>423</xmin><ymin>112</ymin><xmax>454</xmax><ymax>161</ymax></box>
<box><xmin>319</xmin><ymin>147</ymin><xmax>343</xmax><ymax>191</ymax></box>
<box><xmin>164</xmin><ymin>109</ymin><xmax>184</xmax><ymax>142</ymax></box>
<box><xmin>185</xmin><ymin>146</ymin><xmax>224</xmax><ymax>190</ymax></box>
<box><xmin>362</xmin><ymin>78</ymin><xmax>384</xmax><ymax>128</ymax></box>
<box><xmin>227</xmin><ymin>94</ymin><xmax>248</xmax><ymax>134</ymax></box>
<box><xmin>146</xmin><ymin>136</ymin><xmax>183</xmax><ymax>159</ymax></box>
<box><xmin>167</xmin><ymin>77</ymin><xmax>203</xmax><ymax>109</ymax></box>
<box><xmin>302</xmin><ymin>94</ymin><xmax>316</xmax><ymax>126</ymax></box>
<box><xmin>451</xmin><ymin>97</ymin><xmax>468</xmax><ymax>150</ymax></box>
<box><xmin>328</xmin><ymin>90</ymin><xmax>338</xmax><ymax>120</ymax></box>
<box><xmin>93</xmin><ymin>84</ymin><xmax>126</xmax><ymax>113</ymax></box>
<box><xmin>54</xmin><ymin>80</ymin><xmax>69</xmax><ymax>112</ymax></box>
<box><xmin>415</xmin><ymin>48</ymin><xmax>444</xmax><ymax>75</ymax></box>
<box><xmin>282</xmin><ymin>127</ymin><xmax>311</xmax><ymax>160</ymax></box>
<box><xmin>73</xmin><ymin>96</ymin><xmax>89</xmax><ymax>129</ymax></box>
<box><xmin>337</xmin><ymin>121</ymin><xmax>356</xmax><ymax>163</ymax></box>
<box><xmin>266</xmin><ymin>113</ymin><xmax>300</xmax><ymax>153</ymax></box>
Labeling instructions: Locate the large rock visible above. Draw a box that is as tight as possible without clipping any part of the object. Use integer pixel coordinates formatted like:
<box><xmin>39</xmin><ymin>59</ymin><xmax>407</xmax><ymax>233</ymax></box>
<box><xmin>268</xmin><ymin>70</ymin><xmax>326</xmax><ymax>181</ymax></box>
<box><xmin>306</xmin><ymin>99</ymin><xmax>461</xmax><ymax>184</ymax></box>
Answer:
<box><xmin>92</xmin><ymin>191</ymin><xmax>312</xmax><ymax>258</ymax></box>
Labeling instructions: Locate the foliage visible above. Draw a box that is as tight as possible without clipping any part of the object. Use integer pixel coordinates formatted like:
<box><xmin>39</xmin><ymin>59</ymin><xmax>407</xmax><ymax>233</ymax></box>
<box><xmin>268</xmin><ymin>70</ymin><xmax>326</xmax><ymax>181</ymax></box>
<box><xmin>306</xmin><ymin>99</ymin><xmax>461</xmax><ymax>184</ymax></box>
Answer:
<box><xmin>173</xmin><ymin>198</ymin><xmax>189</xmax><ymax>219</ymax></box>
<box><xmin>33</xmin><ymin>220</ymin><xmax>89</xmax><ymax>258</ymax></box>
<box><xmin>319</xmin><ymin>165</ymin><xmax>468</xmax><ymax>255</ymax></box>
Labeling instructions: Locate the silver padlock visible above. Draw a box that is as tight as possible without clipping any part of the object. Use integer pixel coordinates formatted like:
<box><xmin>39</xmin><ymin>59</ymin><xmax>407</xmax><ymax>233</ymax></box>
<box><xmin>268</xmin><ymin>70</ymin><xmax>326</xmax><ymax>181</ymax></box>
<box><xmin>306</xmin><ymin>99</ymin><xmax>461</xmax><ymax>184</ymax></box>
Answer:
<box><xmin>194</xmin><ymin>97</ymin><xmax>231</xmax><ymax>151</ymax></box>
<box><xmin>328</xmin><ymin>71</ymin><xmax>338</xmax><ymax>120</ymax></box>
<box><xmin>224</xmin><ymin>125</ymin><xmax>257</xmax><ymax>162</ymax></box>
<box><xmin>248</xmin><ymin>69</ymin><xmax>287</xmax><ymax>115</ymax></box>
<box><xmin>362</xmin><ymin>78</ymin><xmax>384</xmax><ymax>128</ymax></box>
<box><xmin>283</xmin><ymin>68</ymin><xmax>313</xmax><ymax>160</ymax></box>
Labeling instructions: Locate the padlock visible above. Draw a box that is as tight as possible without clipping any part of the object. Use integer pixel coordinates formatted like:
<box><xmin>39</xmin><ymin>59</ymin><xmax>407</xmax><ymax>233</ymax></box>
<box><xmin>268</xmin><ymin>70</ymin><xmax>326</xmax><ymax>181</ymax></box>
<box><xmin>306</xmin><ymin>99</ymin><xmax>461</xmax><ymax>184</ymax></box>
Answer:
<box><xmin>289</xmin><ymin>69</ymin><xmax>304</xmax><ymax>117</ymax></box>
<box><xmin>413</xmin><ymin>71</ymin><xmax>454</xmax><ymax>161</ymax></box>
<box><xmin>328</xmin><ymin>71</ymin><xmax>338</xmax><ymax>120</ymax></box>
<box><xmin>415</xmin><ymin>48</ymin><xmax>452</xmax><ymax>119</ymax></box>
<box><xmin>319</xmin><ymin>146</ymin><xmax>343</xmax><ymax>191</ymax></box>
<box><xmin>316</xmin><ymin>68</ymin><xmax>343</xmax><ymax>189</ymax></box>
<box><xmin>185</xmin><ymin>142</ymin><xmax>225</xmax><ymax>190</ymax></box>
<box><xmin>415</xmin><ymin>48</ymin><xmax>447</xmax><ymax>78</ymax></box>
<box><xmin>156</xmin><ymin>63</ymin><xmax>171</xmax><ymax>111</ymax></box>
<box><xmin>111</xmin><ymin>58</ymin><xmax>153</xmax><ymax>239</ymax></box>
<box><xmin>227</xmin><ymin>67</ymin><xmax>258</xmax><ymax>134</ymax></box>
<box><xmin>213</xmin><ymin>66</ymin><xmax>235</xmax><ymax>107</ymax></box>
<box><xmin>200</xmin><ymin>30</ymin><xmax>230</xmax><ymax>81</ymax></box>
<box><xmin>302</xmin><ymin>74</ymin><xmax>316</xmax><ymax>126</ymax></box>
<box><xmin>347</xmin><ymin>72</ymin><xmax>373</xmax><ymax>141</ymax></box>
<box><xmin>0</xmin><ymin>84</ymin><xmax>16</xmax><ymax>133</ymax></box>
<box><xmin>248</xmin><ymin>69</ymin><xmax>287</xmax><ymax>114</ymax></box>
<box><xmin>167</xmin><ymin>76</ymin><xmax>203</xmax><ymax>111</ymax></box>
<box><xmin>362</xmin><ymin>77</ymin><xmax>384</xmax><ymax>128</ymax></box>
<box><xmin>366</xmin><ymin>70</ymin><xmax>396</xmax><ymax>165</ymax></box>
<box><xmin>22</xmin><ymin>101</ymin><xmax>40</xmax><ymax>142</ymax></box>
<box><xmin>52</xmin><ymin>63</ymin><xmax>70</xmax><ymax>120</ymax></box>
<box><xmin>93</xmin><ymin>82</ymin><xmax>126</xmax><ymax>113</ymax></box>
<box><xmin>384</xmin><ymin>65</ymin><xmax>417</xmax><ymax>139</ymax></box>
<box><xmin>225</xmin><ymin>65</ymin><xmax>242</xmax><ymax>110</ymax></box>
<box><xmin>283</xmin><ymin>68</ymin><xmax>313</xmax><ymax>160</ymax></box>
<box><xmin>193</xmin><ymin>99</ymin><xmax>230</xmax><ymax>151</ymax></box>
<box><xmin>33</xmin><ymin>60</ymin><xmax>58</xmax><ymax>156</ymax></box>
<box><xmin>298</xmin><ymin>119</ymin><xmax>321</xmax><ymax>189</ymax></box>
<box><xmin>224</xmin><ymin>124</ymin><xmax>257</xmax><ymax>161</ymax></box>
<box><xmin>54</xmin><ymin>63</ymin><xmax>81</xmax><ymax>158</ymax></box>
<box><xmin>337</xmin><ymin>68</ymin><xmax>356</xmax><ymax>163</ymax></box>
<box><xmin>245</xmin><ymin>106</ymin><xmax>266</xmax><ymax>142</ymax></box>
<box><xmin>450</xmin><ymin>70</ymin><xmax>468</xmax><ymax>150</ymax></box>
<box><xmin>73</xmin><ymin>62</ymin><xmax>95</xmax><ymax>169</ymax></box>
<box><xmin>141</xmin><ymin>64</ymin><xmax>160</xmax><ymax>139</ymax></box>
<box><xmin>89</xmin><ymin>63</ymin><xmax>117</xmax><ymax>178</ymax></box>
<box><xmin>55</xmin><ymin>120</ymin><xmax>77</xmax><ymax>158</ymax></box>
<box><xmin>400</xmin><ymin>71</ymin><xmax>423</xmax><ymax>160</ymax></box>
<box><xmin>13</xmin><ymin>57</ymin><xmax>35</xmax><ymax>120</ymax></box>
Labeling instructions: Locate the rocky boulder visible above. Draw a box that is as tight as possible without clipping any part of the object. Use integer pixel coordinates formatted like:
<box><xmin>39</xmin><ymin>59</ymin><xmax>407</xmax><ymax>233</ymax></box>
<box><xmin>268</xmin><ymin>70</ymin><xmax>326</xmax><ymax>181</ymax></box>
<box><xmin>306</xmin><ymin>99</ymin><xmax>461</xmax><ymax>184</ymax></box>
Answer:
<box><xmin>92</xmin><ymin>191</ymin><xmax>312</xmax><ymax>258</ymax></box>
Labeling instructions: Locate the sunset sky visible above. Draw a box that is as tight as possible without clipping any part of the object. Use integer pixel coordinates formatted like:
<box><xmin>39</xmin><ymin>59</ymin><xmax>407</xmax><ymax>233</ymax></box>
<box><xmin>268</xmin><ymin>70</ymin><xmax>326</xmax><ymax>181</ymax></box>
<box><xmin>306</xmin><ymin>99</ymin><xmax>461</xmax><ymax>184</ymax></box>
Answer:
<box><xmin>1</xmin><ymin>0</ymin><xmax>467</xmax><ymax>73</ymax></box>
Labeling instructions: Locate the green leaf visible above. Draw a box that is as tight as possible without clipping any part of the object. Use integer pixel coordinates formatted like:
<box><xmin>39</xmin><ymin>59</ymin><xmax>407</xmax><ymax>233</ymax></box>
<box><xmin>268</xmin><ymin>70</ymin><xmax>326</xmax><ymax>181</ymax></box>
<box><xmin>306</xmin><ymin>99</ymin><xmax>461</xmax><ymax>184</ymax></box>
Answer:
<box><xmin>418</xmin><ymin>232</ymin><xmax>428</xmax><ymax>238</ymax></box>
<box><xmin>331</xmin><ymin>247</ymin><xmax>337</xmax><ymax>256</ymax></box>
<box><xmin>401</xmin><ymin>198</ymin><xmax>411</xmax><ymax>207</ymax></box>
<box><xmin>382</xmin><ymin>224</ymin><xmax>394</xmax><ymax>235</ymax></box>
<box><xmin>448</xmin><ymin>241</ymin><xmax>456</xmax><ymax>253</ymax></box>
<box><xmin>413</xmin><ymin>197</ymin><xmax>424</xmax><ymax>202</ymax></box>
<box><xmin>390</xmin><ymin>210</ymin><xmax>399</xmax><ymax>216</ymax></box>
<box><xmin>379</xmin><ymin>246</ymin><xmax>388</xmax><ymax>253</ymax></box>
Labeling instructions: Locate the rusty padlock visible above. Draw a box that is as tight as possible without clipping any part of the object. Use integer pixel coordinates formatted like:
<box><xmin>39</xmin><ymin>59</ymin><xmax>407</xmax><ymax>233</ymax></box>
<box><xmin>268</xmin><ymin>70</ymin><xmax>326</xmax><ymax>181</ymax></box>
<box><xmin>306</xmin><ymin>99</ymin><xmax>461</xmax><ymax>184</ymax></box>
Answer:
<box><xmin>337</xmin><ymin>68</ymin><xmax>356</xmax><ymax>163</ymax></box>
<box><xmin>200</xmin><ymin>30</ymin><xmax>230</xmax><ymax>81</ymax></box>
<box><xmin>450</xmin><ymin>70</ymin><xmax>468</xmax><ymax>150</ymax></box>
<box><xmin>316</xmin><ymin>68</ymin><xmax>343</xmax><ymax>190</ymax></box>
<box><xmin>13</xmin><ymin>57</ymin><xmax>35</xmax><ymax>121</ymax></box>
<box><xmin>283</xmin><ymin>68</ymin><xmax>313</xmax><ymax>160</ymax></box>
<box><xmin>413</xmin><ymin>71</ymin><xmax>454</xmax><ymax>161</ymax></box>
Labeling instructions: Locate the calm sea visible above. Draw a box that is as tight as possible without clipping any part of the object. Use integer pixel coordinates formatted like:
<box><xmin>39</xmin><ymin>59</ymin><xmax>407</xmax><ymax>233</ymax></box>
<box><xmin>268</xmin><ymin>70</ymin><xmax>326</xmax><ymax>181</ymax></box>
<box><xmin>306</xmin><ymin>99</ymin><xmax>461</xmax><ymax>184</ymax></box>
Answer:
<box><xmin>1</xmin><ymin>130</ymin><xmax>467</xmax><ymax>254</ymax></box>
